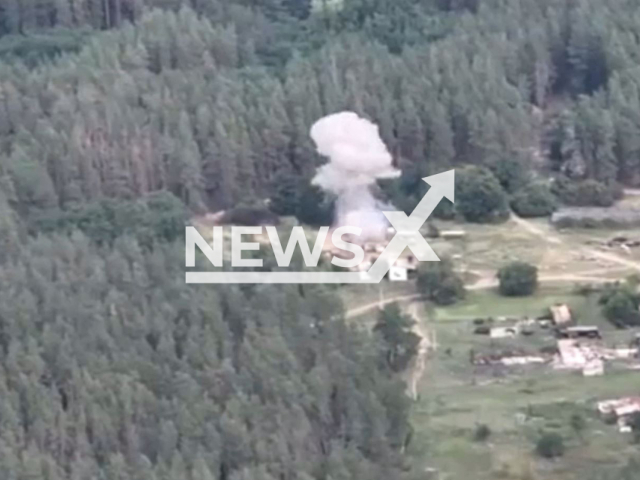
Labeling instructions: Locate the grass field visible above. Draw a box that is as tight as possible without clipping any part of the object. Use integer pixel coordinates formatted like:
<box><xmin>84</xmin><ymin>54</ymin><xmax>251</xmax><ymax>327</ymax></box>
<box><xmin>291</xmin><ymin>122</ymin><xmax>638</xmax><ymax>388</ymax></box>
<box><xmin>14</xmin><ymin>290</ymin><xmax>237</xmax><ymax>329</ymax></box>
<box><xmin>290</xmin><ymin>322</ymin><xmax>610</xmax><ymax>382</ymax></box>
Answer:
<box><xmin>343</xmin><ymin>215</ymin><xmax>640</xmax><ymax>480</ymax></box>
<box><xmin>403</xmin><ymin>289</ymin><xmax>640</xmax><ymax>480</ymax></box>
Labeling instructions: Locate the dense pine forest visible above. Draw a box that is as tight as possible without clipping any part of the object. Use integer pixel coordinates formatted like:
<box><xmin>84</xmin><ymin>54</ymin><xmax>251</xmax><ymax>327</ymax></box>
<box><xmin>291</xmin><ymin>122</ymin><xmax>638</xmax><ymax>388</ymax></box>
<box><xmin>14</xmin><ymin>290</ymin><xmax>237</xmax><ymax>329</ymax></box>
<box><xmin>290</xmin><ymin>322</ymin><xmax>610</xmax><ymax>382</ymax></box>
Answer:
<box><xmin>1</xmin><ymin>0</ymin><xmax>640</xmax><ymax>478</ymax></box>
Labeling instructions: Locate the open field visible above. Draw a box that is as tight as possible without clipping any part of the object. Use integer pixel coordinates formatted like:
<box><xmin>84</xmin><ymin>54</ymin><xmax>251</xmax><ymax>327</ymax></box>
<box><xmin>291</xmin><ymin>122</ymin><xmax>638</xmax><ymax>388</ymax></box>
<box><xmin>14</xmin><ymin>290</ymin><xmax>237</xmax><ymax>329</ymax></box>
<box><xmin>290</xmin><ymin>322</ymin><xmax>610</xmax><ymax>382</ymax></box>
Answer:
<box><xmin>347</xmin><ymin>289</ymin><xmax>640</xmax><ymax>480</ymax></box>
<box><xmin>343</xmin><ymin>216</ymin><xmax>640</xmax><ymax>480</ymax></box>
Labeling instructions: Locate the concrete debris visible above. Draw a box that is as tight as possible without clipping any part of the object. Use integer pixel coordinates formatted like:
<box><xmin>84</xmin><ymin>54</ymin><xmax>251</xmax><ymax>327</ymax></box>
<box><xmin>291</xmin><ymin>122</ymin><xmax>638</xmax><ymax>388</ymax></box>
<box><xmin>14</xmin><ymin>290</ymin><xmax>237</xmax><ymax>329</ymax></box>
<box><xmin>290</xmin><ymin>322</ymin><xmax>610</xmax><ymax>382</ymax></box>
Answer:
<box><xmin>597</xmin><ymin>397</ymin><xmax>640</xmax><ymax>432</ymax></box>
<box><xmin>583</xmin><ymin>359</ymin><xmax>604</xmax><ymax>377</ymax></box>
<box><xmin>556</xmin><ymin>339</ymin><xmax>639</xmax><ymax>370</ymax></box>
<box><xmin>501</xmin><ymin>356</ymin><xmax>546</xmax><ymax>366</ymax></box>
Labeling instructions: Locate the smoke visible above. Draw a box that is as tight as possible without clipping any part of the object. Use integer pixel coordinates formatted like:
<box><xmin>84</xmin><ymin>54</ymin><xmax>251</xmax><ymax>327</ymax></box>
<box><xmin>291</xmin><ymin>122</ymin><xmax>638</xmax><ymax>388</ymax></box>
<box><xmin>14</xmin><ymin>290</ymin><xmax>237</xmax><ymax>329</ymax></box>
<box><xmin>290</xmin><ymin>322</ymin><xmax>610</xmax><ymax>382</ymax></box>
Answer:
<box><xmin>310</xmin><ymin>112</ymin><xmax>399</xmax><ymax>241</ymax></box>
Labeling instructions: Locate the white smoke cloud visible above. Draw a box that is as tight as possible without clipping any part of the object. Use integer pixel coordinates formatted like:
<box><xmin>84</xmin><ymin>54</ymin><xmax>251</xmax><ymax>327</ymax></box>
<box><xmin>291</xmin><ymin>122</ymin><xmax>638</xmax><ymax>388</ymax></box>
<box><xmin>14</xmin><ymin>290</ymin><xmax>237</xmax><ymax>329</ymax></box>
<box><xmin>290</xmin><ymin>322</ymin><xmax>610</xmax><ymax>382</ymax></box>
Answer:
<box><xmin>310</xmin><ymin>112</ymin><xmax>399</xmax><ymax>241</ymax></box>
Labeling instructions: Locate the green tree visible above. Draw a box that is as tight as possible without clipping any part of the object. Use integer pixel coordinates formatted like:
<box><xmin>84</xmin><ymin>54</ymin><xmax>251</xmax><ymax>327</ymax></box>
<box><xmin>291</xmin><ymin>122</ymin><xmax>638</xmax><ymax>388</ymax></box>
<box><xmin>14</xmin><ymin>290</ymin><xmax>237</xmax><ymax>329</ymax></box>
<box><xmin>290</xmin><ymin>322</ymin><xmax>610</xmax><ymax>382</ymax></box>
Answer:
<box><xmin>416</xmin><ymin>258</ymin><xmax>465</xmax><ymax>305</ymax></box>
<box><xmin>498</xmin><ymin>262</ymin><xmax>538</xmax><ymax>296</ymax></box>
<box><xmin>294</xmin><ymin>182</ymin><xmax>334</xmax><ymax>227</ymax></box>
<box><xmin>268</xmin><ymin>171</ymin><xmax>300</xmax><ymax>216</ymax></box>
<box><xmin>455</xmin><ymin>166</ymin><xmax>509</xmax><ymax>223</ymax></box>
<box><xmin>374</xmin><ymin>303</ymin><xmax>421</xmax><ymax>372</ymax></box>
<box><xmin>489</xmin><ymin>157</ymin><xmax>529</xmax><ymax>194</ymax></box>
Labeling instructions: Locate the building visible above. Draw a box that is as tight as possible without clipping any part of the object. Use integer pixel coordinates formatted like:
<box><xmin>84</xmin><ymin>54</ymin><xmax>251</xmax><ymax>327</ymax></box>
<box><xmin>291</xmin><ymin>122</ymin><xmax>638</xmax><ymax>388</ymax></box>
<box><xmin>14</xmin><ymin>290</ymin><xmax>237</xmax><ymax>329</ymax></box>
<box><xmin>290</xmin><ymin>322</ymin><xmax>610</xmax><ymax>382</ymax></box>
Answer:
<box><xmin>558</xmin><ymin>326</ymin><xmax>601</xmax><ymax>339</ymax></box>
<box><xmin>490</xmin><ymin>326</ymin><xmax>519</xmax><ymax>339</ymax></box>
<box><xmin>550</xmin><ymin>304</ymin><xmax>572</xmax><ymax>325</ymax></box>
<box><xmin>440</xmin><ymin>230</ymin><xmax>466</xmax><ymax>240</ymax></box>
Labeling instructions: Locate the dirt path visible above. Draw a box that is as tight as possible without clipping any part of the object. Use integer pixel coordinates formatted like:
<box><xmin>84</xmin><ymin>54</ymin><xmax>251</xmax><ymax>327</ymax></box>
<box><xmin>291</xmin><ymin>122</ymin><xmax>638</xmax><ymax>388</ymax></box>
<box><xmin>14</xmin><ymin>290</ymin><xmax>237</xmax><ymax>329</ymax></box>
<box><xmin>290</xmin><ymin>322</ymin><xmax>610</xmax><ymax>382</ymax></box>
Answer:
<box><xmin>511</xmin><ymin>213</ymin><xmax>640</xmax><ymax>273</ymax></box>
<box><xmin>510</xmin><ymin>213</ymin><xmax>563</xmax><ymax>244</ymax></box>
<box><xmin>344</xmin><ymin>293</ymin><xmax>422</xmax><ymax>319</ymax></box>
<box><xmin>344</xmin><ymin>270</ymin><xmax>618</xmax><ymax>319</ymax></box>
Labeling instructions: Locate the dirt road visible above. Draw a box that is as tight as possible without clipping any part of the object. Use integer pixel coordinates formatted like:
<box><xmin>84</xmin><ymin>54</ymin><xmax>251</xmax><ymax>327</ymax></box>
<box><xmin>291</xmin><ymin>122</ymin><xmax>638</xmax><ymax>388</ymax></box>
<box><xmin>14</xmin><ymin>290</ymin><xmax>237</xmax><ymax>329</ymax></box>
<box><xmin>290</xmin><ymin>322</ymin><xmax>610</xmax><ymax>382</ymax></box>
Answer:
<box><xmin>512</xmin><ymin>213</ymin><xmax>640</xmax><ymax>273</ymax></box>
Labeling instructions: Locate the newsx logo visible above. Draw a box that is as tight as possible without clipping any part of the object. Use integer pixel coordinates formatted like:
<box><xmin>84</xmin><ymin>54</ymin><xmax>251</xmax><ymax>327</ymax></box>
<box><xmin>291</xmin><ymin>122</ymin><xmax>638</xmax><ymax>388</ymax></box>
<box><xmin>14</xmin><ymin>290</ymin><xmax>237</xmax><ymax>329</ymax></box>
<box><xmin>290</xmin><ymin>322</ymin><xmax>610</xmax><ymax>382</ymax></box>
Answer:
<box><xmin>185</xmin><ymin>170</ymin><xmax>454</xmax><ymax>284</ymax></box>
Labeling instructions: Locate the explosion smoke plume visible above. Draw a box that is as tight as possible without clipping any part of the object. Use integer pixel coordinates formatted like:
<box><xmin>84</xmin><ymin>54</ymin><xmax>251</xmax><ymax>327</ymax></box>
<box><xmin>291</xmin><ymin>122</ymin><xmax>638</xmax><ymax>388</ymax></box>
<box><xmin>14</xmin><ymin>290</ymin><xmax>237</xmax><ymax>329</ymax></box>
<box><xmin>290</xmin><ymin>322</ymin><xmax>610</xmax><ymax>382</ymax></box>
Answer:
<box><xmin>310</xmin><ymin>112</ymin><xmax>399</xmax><ymax>240</ymax></box>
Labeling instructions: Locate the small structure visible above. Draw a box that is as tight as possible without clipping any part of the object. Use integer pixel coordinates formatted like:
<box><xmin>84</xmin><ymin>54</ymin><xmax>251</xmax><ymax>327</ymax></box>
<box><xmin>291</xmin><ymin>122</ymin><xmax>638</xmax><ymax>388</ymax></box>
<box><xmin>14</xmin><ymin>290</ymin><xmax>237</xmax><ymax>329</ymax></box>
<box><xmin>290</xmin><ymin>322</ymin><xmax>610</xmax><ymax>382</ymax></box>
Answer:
<box><xmin>597</xmin><ymin>397</ymin><xmax>640</xmax><ymax>432</ymax></box>
<box><xmin>557</xmin><ymin>339</ymin><xmax>589</xmax><ymax>368</ymax></box>
<box><xmin>440</xmin><ymin>230</ymin><xmax>466</xmax><ymax>240</ymax></box>
<box><xmin>558</xmin><ymin>326</ymin><xmax>601</xmax><ymax>340</ymax></box>
<box><xmin>550</xmin><ymin>304</ymin><xmax>572</xmax><ymax>325</ymax></box>
<box><xmin>388</xmin><ymin>265</ymin><xmax>408</xmax><ymax>282</ymax></box>
<box><xmin>490</xmin><ymin>326</ymin><xmax>518</xmax><ymax>339</ymax></box>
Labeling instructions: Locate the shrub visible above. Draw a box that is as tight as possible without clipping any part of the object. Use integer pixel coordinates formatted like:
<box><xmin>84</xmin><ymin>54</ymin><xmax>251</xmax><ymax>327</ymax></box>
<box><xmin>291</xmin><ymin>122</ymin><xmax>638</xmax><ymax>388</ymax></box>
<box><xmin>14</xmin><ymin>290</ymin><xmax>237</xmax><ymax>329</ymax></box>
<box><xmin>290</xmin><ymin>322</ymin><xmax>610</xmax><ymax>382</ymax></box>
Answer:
<box><xmin>599</xmin><ymin>284</ymin><xmax>640</xmax><ymax>328</ymax></box>
<box><xmin>498</xmin><ymin>262</ymin><xmax>538</xmax><ymax>296</ymax></box>
<box><xmin>474</xmin><ymin>424</ymin><xmax>492</xmax><ymax>442</ymax></box>
<box><xmin>511</xmin><ymin>183</ymin><xmax>557</xmax><ymax>218</ymax></box>
<box><xmin>535</xmin><ymin>432</ymin><xmax>565</xmax><ymax>458</ymax></box>
<box><xmin>570</xmin><ymin>413</ymin><xmax>586</xmax><ymax>438</ymax></box>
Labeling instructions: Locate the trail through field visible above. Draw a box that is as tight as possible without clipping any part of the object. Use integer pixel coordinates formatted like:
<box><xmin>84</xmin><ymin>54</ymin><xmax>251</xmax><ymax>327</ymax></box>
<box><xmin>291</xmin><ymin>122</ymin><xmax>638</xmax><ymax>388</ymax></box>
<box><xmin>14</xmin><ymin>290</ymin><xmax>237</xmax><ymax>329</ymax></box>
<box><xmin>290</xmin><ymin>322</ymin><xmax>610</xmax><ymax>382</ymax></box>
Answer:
<box><xmin>344</xmin><ymin>270</ymin><xmax>618</xmax><ymax>319</ymax></box>
<box><xmin>344</xmin><ymin>293</ymin><xmax>421</xmax><ymax>319</ymax></box>
<box><xmin>510</xmin><ymin>213</ymin><xmax>563</xmax><ymax>244</ymax></box>
<box><xmin>511</xmin><ymin>213</ymin><xmax>640</xmax><ymax>273</ymax></box>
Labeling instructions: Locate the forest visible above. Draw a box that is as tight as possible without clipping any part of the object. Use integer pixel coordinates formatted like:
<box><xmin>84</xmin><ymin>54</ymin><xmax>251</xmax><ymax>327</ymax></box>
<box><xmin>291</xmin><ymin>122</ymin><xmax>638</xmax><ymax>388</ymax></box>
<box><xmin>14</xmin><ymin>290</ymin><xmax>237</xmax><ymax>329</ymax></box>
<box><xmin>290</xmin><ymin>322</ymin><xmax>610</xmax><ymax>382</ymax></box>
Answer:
<box><xmin>1</xmin><ymin>0</ymin><xmax>640</xmax><ymax>478</ymax></box>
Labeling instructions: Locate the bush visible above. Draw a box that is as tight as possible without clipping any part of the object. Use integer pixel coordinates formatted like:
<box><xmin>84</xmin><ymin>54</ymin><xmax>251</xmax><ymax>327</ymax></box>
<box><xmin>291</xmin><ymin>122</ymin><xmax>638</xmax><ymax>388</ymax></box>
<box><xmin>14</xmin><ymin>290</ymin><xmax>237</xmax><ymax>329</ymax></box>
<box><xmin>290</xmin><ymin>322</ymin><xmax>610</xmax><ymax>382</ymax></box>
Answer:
<box><xmin>570</xmin><ymin>413</ymin><xmax>586</xmax><ymax>438</ymax></box>
<box><xmin>551</xmin><ymin>176</ymin><xmax>620</xmax><ymax>207</ymax></box>
<box><xmin>599</xmin><ymin>284</ymin><xmax>640</xmax><ymax>328</ymax></box>
<box><xmin>455</xmin><ymin>166</ymin><xmax>509</xmax><ymax>223</ymax></box>
<box><xmin>473</xmin><ymin>424</ymin><xmax>492</xmax><ymax>442</ymax></box>
<box><xmin>535</xmin><ymin>432</ymin><xmax>565</xmax><ymax>458</ymax></box>
<box><xmin>417</xmin><ymin>258</ymin><xmax>465</xmax><ymax>305</ymax></box>
<box><xmin>498</xmin><ymin>262</ymin><xmax>538</xmax><ymax>296</ymax></box>
<box><xmin>510</xmin><ymin>183</ymin><xmax>557</xmax><ymax>218</ymax></box>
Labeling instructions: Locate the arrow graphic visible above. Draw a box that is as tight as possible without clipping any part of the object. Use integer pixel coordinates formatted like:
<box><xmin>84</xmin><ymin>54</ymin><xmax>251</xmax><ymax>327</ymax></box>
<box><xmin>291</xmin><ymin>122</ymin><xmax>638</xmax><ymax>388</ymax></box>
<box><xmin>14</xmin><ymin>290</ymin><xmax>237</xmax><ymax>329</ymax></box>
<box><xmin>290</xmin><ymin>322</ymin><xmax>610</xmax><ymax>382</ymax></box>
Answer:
<box><xmin>186</xmin><ymin>170</ymin><xmax>454</xmax><ymax>284</ymax></box>
<box><xmin>361</xmin><ymin>170</ymin><xmax>455</xmax><ymax>283</ymax></box>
